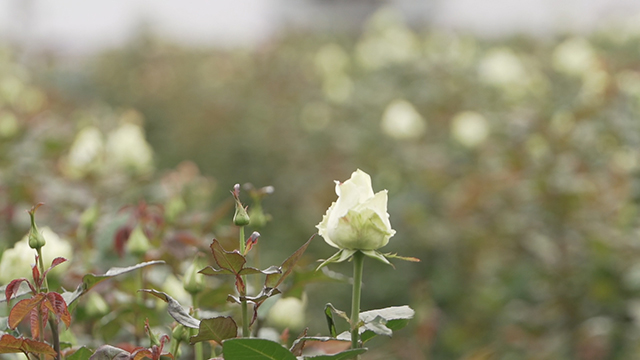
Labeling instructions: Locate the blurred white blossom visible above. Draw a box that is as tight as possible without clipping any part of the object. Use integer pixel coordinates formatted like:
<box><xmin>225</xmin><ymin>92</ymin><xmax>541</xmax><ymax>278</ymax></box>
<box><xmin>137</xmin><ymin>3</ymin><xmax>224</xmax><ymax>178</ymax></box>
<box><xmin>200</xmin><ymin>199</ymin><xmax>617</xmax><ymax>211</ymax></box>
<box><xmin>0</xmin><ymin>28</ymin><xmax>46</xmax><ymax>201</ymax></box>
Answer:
<box><xmin>478</xmin><ymin>48</ymin><xmax>527</xmax><ymax>86</ymax></box>
<box><xmin>450</xmin><ymin>111</ymin><xmax>489</xmax><ymax>147</ymax></box>
<box><xmin>266</xmin><ymin>294</ymin><xmax>307</xmax><ymax>330</ymax></box>
<box><xmin>552</xmin><ymin>37</ymin><xmax>599</xmax><ymax>76</ymax></box>
<box><xmin>63</xmin><ymin>126</ymin><xmax>104</xmax><ymax>178</ymax></box>
<box><xmin>0</xmin><ymin>227</ymin><xmax>72</xmax><ymax>285</ymax></box>
<box><xmin>381</xmin><ymin>99</ymin><xmax>426</xmax><ymax>140</ymax></box>
<box><xmin>356</xmin><ymin>8</ymin><xmax>420</xmax><ymax>70</ymax></box>
<box><xmin>106</xmin><ymin>122</ymin><xmax>154</xmax><ymax>175</ymax></box>
<box><xmin>315</xmin><ymin>44</ymin><xmax>350</xmax><ymax>77</ymax></box>
<box><xmin>0</xmin><ymin>112</ymin><xmax>18</xmax><ymax>138</ymax></box>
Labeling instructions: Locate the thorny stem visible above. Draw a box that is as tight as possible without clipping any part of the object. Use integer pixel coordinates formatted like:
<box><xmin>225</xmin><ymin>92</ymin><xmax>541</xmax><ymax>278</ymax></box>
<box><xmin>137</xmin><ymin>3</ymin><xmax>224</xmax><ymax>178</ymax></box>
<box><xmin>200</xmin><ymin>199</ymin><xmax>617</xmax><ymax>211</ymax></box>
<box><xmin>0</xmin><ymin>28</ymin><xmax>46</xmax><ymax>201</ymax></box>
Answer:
<box><xmin>350</xmin><ymin>251</ymin><xmax>364</xmax><ymax>350</ymax></box>
<box><xmin>239</xmin><ymin>226</ymin><xmax>250</xmax><ymax>337</ymax></box>
<box><xmin>35</xmin><ymin>247</ymin><xmax>49</xmax><ymax>360</ymax></box>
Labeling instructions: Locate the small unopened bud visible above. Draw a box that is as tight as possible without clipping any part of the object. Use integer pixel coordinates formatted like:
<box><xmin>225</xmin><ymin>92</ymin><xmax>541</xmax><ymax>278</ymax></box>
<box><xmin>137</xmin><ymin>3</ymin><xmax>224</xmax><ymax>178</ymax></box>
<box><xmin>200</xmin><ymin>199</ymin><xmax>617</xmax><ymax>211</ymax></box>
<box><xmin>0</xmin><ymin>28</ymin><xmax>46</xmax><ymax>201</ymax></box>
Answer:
<box><xmin>171</xmin><ymin>324</ymin><xmax>189</xmax><ymax>343</ymax></box>
<box><xmin>126</xmin><ymin>225</ymin><xmax>151</xmax><ymax>257</ymax></box>
<box><xmin>182</xmin><ymin>257</ymin><xmax>205</xmax><ymax>295</ymax></box>
<box><xmin>27</xmin><ymin>203</ymin><xmax>46</xmax><ymax>249</ymax></box>
<box><xmin>79</xmin><ymin>204</ymin><xmax>99</xmax><ymax>230</ymax></box>
<box><xmin>231</xmin><ymin>183</ymin><xmax>250</xmax><ymax>226</ymax></box>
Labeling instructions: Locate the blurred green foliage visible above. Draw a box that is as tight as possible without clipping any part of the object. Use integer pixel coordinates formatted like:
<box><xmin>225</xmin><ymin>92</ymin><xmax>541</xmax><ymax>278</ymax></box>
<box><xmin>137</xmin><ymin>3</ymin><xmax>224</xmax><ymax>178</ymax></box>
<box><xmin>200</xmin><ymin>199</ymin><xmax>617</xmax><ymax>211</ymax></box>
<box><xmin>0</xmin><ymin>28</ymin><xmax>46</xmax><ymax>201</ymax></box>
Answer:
<box><xmin>3</xmin><ymin>7</ymin><xmax>640</xmax><ymax>359</ymax></box>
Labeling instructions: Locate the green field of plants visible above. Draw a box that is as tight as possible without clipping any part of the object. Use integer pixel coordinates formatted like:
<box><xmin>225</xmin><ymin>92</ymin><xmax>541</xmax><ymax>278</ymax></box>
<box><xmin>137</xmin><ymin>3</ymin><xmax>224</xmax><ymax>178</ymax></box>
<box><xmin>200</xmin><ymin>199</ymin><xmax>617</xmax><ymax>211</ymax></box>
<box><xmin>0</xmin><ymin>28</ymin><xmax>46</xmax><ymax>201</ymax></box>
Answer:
<box><xmin>2</xmin><ymin>8</ymin><xmax>640</xmax><ymax>360</ymax></box>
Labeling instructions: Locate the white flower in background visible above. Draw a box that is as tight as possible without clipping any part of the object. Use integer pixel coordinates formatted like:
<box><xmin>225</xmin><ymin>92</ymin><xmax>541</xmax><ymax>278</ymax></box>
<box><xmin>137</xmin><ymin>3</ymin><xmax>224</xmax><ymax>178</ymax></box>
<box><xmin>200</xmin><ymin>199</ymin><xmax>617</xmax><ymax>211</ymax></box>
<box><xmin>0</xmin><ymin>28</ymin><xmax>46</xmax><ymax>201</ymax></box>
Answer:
<box><xmin>451</xmin><ymin>111</ymin><xmax>490</xmax><ymax>148</ymax></box>
<box><xmin>322</xmin><ymin>74</ymin><xmax>353</xmax><ymax>104</ymax></box>
<box><xmin>106</xmin><ymin>123</ymin><xmax>154</xmax><ymax>175</ymax></box>
<box><xmin>356</xmin><ymin>7</ymin><xmax>420</xmax><ymax>70</ymax></box>
<box><xmin>579</xmin><ymin>68</ymin><xmax>609</xmax><ymax>104</ymax></box>
<box><xmin>64</xmin><ymin>126</ymin><xmax>104</xmax><ymax>178</ymax></box>
<box><xmin>424</xmin><ymin>31</ymin><xmax>477</xmax><ymax>69</ymax></box>
<box><xmin>478</xmin><ymin>48</ymin><xmax>527</xmax><ymax>86</ymax></box>
<box><xmin>317</xmin><ymin>169</ymin><xmax>395</xmax><ymax>251</ymax></box>
<box><xmin>0</xmin><ymin>227</ymin><xmax>72</xmax><ymax>284</ymax></box>
<box><xmin>552</xmin><ymin>37</ymin><xmax>598</xmax><ymax>76</ymax></box>
<box><xmin>0</xmin><ymin>239</ymin><xmax>34</xmax><ymax>284</ymax></box>
<box><xmin>0</xmin><ymin>112</ymin><xmax>19</xmax><ymax>138</ymax></box>
<box><xmin>266</xmin><ymin>294</ymin><xmax>307</xmax><ymax>330</ymax></box>
<box><xmin>315</xmin><ymin>44</ymin><xmax>350</xmax><ymax>77</ymax></box>
<box><xmin>381</xmin><ymin>99</ymin><xmax>426</xmax><ymax>140</ymax></box>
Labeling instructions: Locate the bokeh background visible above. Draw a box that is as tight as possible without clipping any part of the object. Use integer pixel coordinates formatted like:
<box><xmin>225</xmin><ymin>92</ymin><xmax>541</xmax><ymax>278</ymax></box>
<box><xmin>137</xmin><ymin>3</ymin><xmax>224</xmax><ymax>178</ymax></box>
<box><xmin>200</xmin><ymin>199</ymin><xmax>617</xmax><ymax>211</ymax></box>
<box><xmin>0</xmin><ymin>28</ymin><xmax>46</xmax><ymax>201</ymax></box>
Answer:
<box><xmin>3</xmin><ymin>1</ymin><xmax>640</xmax><ymax>359</ymax></box>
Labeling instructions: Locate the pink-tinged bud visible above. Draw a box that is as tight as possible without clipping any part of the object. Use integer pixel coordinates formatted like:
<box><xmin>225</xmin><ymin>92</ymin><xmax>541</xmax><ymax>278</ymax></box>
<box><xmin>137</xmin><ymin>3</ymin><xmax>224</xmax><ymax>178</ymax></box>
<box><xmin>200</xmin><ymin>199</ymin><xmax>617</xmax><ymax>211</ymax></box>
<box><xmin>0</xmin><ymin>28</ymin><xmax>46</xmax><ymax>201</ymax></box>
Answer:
<box><xmin>244</xmin><ymin>231</ymin><xmax>260</xmax><ymax>255</ymax></box>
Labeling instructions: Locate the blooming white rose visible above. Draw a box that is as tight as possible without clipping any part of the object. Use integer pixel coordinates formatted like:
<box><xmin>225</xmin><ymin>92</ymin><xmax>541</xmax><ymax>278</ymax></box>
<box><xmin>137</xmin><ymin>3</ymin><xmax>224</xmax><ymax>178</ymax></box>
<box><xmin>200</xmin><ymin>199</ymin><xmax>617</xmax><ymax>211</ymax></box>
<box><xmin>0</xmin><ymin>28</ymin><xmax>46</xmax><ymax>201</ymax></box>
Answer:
<box><xmin>0</xmin><ymin>227</ymin><xmax>72</xmax><ymax>285</ymax></box>
<box><xmin>316</xmin><ymin>169</ymin><xmax>395</xmax><ymax>251</ymax></box>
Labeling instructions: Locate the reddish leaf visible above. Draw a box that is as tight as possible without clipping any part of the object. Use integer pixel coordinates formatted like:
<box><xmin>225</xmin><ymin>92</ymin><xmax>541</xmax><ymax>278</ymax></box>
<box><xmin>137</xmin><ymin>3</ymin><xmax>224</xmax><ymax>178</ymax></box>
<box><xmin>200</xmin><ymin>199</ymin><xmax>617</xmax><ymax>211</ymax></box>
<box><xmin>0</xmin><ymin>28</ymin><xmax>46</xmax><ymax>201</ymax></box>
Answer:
<box><xmin>131</xmin><ymin>348</ymin><xmax>152</xmax><ymax>360</ymax></box>
<box><xmin>0</xmin><ymin>334</ymin><xmax>56</xmax><ymax>356</ymax></box>
<box><xmin>29</xmin><ymin>305</ymin><xmax>48</xmax><ymax>339</ymax></box>
<box><xmin>41</xmin><ymin>257</ymin><xmax>68</xmax><ymax>282</ymax></box>
<box><xmin>235</xmin><ymin>276</ymin><xmax>245</xmax><ymax>295</ymax></box>
<box><xmin>5</xmin><ymin>279</ymin><xmax>35</xmax><ymax>304</ymax></box>
<box><xmin>9</xmin><ymin>293</ymin><xmax>45</xmax><ymax>329</ymax></box>
<box><xmin>0</xmin><ymin>334</ymin><xmax>22</xmax><ymax>354</ymax></box>
<box><xmin>43</xmin><ymin>292</ymin><xmax>71</xmax><ymax>328</ymax></box>
<box><xmin>32</xmin><ymin>262</ymin><xmax>42</xmax><ymax>288</ymax></box>
<box><xmin>243</xmin><ymin>232</ymin><xmax>260</xmax><ymax>255</ymax></box>
<box><xmin>114</xmin><ymin>226</ymin><xmax>133</xmax><ymax>257</ymax></box>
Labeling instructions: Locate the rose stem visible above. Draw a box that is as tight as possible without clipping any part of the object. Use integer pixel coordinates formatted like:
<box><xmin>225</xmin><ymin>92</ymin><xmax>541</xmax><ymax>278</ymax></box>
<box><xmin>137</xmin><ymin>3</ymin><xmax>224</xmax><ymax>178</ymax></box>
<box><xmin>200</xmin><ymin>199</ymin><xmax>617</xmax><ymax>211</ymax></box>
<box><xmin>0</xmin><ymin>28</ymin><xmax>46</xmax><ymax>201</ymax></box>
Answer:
<box><xmin>239</xmin><ymin>226</ymin><xmax>250</xmax><ymax>337</ymax></box>
<box><xmin>350</xmin><ymin>250</ymin><xmax>364</xmax><ymax>349</ymax></box>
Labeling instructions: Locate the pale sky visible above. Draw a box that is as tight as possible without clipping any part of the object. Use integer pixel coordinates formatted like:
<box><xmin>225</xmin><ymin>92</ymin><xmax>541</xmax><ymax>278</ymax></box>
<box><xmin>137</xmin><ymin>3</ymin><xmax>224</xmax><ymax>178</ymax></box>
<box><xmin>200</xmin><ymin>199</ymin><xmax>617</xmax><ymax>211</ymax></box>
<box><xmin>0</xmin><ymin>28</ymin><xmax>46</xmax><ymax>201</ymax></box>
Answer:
<box><xmin>1</xmin><ymin>0</ymin><xmax>639</xmax><ymax>55</ymax></box>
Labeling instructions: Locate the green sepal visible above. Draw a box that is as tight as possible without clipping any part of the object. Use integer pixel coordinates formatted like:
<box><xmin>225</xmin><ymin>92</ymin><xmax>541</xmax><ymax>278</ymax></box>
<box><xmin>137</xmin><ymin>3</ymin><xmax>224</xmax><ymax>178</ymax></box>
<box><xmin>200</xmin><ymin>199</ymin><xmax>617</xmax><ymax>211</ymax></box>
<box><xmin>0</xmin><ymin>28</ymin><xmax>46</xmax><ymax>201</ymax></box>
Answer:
<box><xmin>316</xmin><ymin>249</ymin><xmax>356</xmax><ymax>270</ymax></box>
<box><xmin>361</xmin><ymin>250</ymin><xmax>393</xmax><ymax>267</ymax></box>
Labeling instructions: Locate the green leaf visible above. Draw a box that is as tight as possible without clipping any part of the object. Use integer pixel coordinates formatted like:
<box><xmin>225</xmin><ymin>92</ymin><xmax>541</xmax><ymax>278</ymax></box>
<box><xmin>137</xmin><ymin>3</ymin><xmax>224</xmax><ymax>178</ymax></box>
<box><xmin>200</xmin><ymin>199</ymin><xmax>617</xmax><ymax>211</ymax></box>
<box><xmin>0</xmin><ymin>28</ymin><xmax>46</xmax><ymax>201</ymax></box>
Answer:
<box><xmin>139</xmin><ymin>289</ymin><xmax>201</xmax><ymax>329</ymax></box>
<box><xmin>227</xmin><ymin>287</ymin><xmax>281</xmax><ymax>305</ymax></box>
<box><xmin>324</xmin><ymin>303</ymin><xmax>349</xmax><ymax>337</ymax></box>
<box><xmin>199</xmin><ymin>266</ymin><xmax>234</xmax><ymax>276</ymax></box>
<box><xmin>238</xmin><ymin>265</ymin><xmax>281</xmax><ymax>276</ymax></box>
<box><xmin>305</xmin><ymin>348</ymin><xmax>367</xmax><ymax>360</ymax></box>
<box><xmin>210</xmin><ymin>239</ymin><xmax>247</xmax><ymax>274</ymax></box>
<box><xmin>265</xmin><ymin>235</ymin><xmax>314</xmax><ymax>288</ymax></box>
<box><xmin>189</xmin><ymin>316</ymin><xmax>237</xmax><ymax>344</ymax></box>
<box><xmin>62</xmin><ymin>260</ymin><xmax>165</xmax><ymax>306</ymax></box>
<box><xmin>222</xmin><ymin>338</ymin><xmax>297</xmax><ymax>360</ymax></box>
<box><xmin>67</xmin><ymin>346</ymin><xmax>94</xmax><ymax>360</ymax></box>
<box><xmin>316</xmin><ymin>250</ymin><xmax>356</xmax><ymax>271</ymax></box>
<box><xmin>337</xmin><ymin>306</ymin><xmax>415</xmax><ymax>343</ymax></box>
<box><xmin>88</xmin><ymin>344</ymin><xmax>131</xmax><ymax>360</ymax></box>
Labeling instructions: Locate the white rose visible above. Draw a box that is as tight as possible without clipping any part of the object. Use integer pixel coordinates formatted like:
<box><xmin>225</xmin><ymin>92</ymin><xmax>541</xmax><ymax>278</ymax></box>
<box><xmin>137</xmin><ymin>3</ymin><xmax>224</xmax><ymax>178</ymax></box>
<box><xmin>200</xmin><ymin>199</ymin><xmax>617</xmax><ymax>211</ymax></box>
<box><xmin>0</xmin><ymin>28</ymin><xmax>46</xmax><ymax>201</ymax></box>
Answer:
<box><xmin>316</xmin><ymin>169</ymin><xmax>395</xmax><ymax>251</ymax></box>
<box><xmin>0</xmin><ymin>227</ymin><xmax>71</xmax><ymax>285</ymax></box>
<box><xmin>266</xmin><ymin>294</ymin><xmax>307</xmax><ymax>330</ymax></box>
<box><xmin>106</xmin><ymin>123</ymin><xmax>154</xmax><ymax>175</ymax></box>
